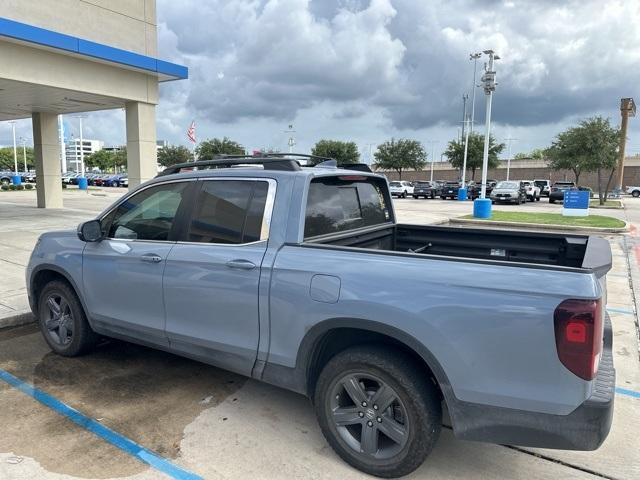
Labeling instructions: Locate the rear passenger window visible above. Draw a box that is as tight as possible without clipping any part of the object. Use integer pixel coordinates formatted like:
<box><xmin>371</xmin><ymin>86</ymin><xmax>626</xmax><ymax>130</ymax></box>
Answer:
<box><xmin>304</xmin><ymin>176</ymin><xmax>390</xmax><ymax>238</ymax></box>
<box><xmin>187</xmin><ymin>180</ymin><xmax>270</xmax><ymax>244</ymax></box>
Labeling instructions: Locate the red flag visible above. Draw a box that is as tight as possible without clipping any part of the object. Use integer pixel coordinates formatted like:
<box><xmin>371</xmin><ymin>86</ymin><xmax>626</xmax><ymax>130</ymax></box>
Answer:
<box><xmin>187</xmin><ymin>120</ymin><xmax>196</xmax><ymax>143</ymax></box>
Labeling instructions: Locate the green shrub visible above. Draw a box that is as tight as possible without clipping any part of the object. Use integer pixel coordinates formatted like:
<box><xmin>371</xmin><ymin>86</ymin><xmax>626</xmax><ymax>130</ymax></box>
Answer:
<box><xmin>62</xmin><ymin>183</ymin><xmax>67</xmax><ymax>189</ymax></box>
<box><xmin>24</xmin><ymin>184</ymin><xmax>33</xmax><ymax>190</ymax></box>
<box><xmin>16</xmin><ymin>184</ymin><xmax>25</xmax><ymax>190</ymax></box>
<box><xmin>0</xmin><ymin>185</ymin><xmax>8</xmax><ymax>191</ymax></box>
<box><xmin>8</xmin><ymin>184</ymin><xmax>16</xmax><ymax>191</ymax></box>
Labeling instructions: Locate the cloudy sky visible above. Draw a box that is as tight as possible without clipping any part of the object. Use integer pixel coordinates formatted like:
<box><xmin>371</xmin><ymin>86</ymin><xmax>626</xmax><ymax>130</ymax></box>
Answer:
<box><xmin>4</xmin><ymin>0</ymin><xmax>640</xmax><ymax>161</ymax></box>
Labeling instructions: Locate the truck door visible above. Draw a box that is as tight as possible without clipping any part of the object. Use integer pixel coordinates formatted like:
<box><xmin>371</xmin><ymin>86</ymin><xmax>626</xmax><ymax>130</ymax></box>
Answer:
<box><xmin>163</xmin><ymin>178</ymin><xmax>276</xmax><ymax>376</ymax></box>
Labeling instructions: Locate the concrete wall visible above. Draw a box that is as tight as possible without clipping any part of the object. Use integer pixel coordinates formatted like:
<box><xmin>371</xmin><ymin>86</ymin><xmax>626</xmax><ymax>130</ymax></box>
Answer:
<box><xmin>1</xmin><ymin>0</ymin><xmax>157</xmax><ymax>55</ymax></box>
<box><xmin>381</xmin><ymin>156</ymin><xmax>640</xmax><ymax>190</ymax></box>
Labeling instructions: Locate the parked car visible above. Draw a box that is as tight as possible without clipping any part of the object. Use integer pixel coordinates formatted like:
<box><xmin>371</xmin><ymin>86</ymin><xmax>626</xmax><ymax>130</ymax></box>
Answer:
<box><xmin>27</xmin><ymin>156</ymin><xmax>614</xmax><ymax>478</ymax></box>
<box><xmin>120</xmin><ymin>176</ymin><xmax>128</xmax><ymax>188</ymax></box>
<box><xmin>626</xmin><ymin>185</ymin><xmax>640</xmax><ymax>197</ymax></box>
<box><xmin>534</xmin><ymin>179</ymin><xmax>551</xmax><ymax>197</ymax></box>
<box><xmin>549</xmin><ymin>181</ymin><xmax>577</xmax><ymax>204</ymax></box>
<box><xmin>490</xmin><ymin>180</ymin><xmax>527</xmax><ymax>204</ymax></box>
<box><xmin>466</xmin><ymin>180</ymin><xmax>497</xmax><ymax>200</ymax></box>
<box><xmin>412</xmin><ymin>181</ymin><xmax>437</xmax><ymax>199</ymax></box>
<box><xmin>522</xmin><ymin>180</ymin><xmax>541</xmax><ymax>201</ymax></box>
<box><xmin>389</xmin><ymin>180</ymin><xmax>414</xmax><ymax>198</ymax></box>
<box><xmin>0</xmin><ymin>171</ymin><xmax>14</xmax><ymax>185</ymax></box>
<box><xmin>440</xmin><ymin>181</ymin><xmax>461</xmax><ymax>199</ymax></box>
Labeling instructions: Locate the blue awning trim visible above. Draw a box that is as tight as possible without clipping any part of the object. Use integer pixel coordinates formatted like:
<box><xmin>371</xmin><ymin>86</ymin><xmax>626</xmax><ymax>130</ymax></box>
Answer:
<box><xmin>0</xmin><ymin>16</ymin><xmax>188</xmax><ymax>80</ymax></box>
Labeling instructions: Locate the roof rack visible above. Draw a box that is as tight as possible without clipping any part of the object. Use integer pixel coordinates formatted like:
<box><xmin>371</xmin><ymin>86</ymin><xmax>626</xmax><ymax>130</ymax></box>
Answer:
<box><xmin>158</xmin><ymin>156</ymin><xmax>302</xmax><ymax>176</ymax></box>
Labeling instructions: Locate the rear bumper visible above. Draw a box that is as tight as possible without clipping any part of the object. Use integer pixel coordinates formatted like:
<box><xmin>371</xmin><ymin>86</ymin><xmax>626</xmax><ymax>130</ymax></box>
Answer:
<box><xmin>449</xmin><ymin>315</ymin><xmax>615</xmax><ymax>450</ymax></box>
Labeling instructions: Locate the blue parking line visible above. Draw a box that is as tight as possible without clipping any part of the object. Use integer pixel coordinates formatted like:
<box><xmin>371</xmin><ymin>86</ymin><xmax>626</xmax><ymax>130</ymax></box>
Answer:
<box><xmin>606</xmin><ymin>306</ymin><xmax>635</xmax><ymax>315</ymax></box>
<box><xmin>616</xmin><ymin>387</ymin><xmax>640</xmax><ymax>399</ymax></box>
<box><xmin>0</xmin><ymin>368</ymin><xmax>202</xmax><ymax>480</ymax></box>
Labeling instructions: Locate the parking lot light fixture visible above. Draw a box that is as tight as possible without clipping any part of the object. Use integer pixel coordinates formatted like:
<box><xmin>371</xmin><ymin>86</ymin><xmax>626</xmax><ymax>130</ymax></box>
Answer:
<box><xmin>473</xmin><ymin>50</ymin><xmax>499</xmax><ymax>218</ymax></box>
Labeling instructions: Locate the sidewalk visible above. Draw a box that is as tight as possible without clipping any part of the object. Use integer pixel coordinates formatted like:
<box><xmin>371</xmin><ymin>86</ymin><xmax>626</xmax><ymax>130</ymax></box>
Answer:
<box><xmin>0</xmin><ymin>190</ymin><xmax>121</xmax><ymax>328</ymax></box>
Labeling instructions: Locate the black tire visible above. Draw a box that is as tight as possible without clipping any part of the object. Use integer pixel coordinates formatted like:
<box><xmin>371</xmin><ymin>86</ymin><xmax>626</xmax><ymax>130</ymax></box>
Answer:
<box><xmin>430</xmin><ymin>193</ymin><xmax>435</xmax><ymax>199</ymax></box>
<box><xmin>314</xmin><ymin>346</ymin><xmax>442</xmax><ymax>478</ymax></box>
<box><xmin>549</xmin><ymin>199</ymin><xmax>555</xmax><ymax>204</ymax></box>
<box><xmin>37</xmin><ymin>280</ymin><xmax>99</xmax><ymax>357</ymax></box>
<box><xmin>412</xmin><ymin>195</ymin><xmax>418</xmax><ymax>199</ymax></box>
<box><xmin>633</xmin><ymin>190</ymin><xmax>640</xmax><ymax>198</ymax></box>
<box><xmin>440</xmin><ymin>196</ymin><xmax>446</xmax><ymax>200</ymax></box>
<box><xmin>535</xmin><ymin>194</ymin><xmax>540</xmax><ymax>201</ymax></box>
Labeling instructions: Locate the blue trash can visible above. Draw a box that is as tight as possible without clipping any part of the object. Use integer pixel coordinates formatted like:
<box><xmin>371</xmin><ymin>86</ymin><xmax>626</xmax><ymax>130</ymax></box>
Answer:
<box><xmin>11</xmin><ymin>175</ymin><xmax>21</xmax><ymax>186</ymax></box>
<box><xmin>457</xmin><ymin>187</ymin><xmax>467</xmax><ymax>201</ymax></box>
<box><xmin>473</xmin><ymin>198</ymin><xmax>492</xmax><ymax>219</ymax></box>
<box><xmin>78</xmin><ymin>177</ymin><xmax>88</xmax><ymax>190</ymax></box>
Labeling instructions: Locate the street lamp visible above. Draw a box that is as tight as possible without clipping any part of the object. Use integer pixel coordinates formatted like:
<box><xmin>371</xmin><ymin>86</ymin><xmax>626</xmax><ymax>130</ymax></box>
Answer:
<box><xmin>459</xmin><ymin>52</ymin><xmax>482</xmax><ymax>201</ymax></box>
<box><xmin>473</xmin><ymin>50</ymin><xmax>500</xmax><ymax>218</ymax></box>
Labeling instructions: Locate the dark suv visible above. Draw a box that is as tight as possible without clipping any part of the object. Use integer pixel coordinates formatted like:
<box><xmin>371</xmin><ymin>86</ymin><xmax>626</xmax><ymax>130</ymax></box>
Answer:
<box><xmin>412</xmin><ymin>181</ymin><xmax>437</xmax><ymax>199</ymax></box>
<box><xmin>549</xmin><ymin>181</ymin><xmax>577</xmax><ymax>204</ymax></box>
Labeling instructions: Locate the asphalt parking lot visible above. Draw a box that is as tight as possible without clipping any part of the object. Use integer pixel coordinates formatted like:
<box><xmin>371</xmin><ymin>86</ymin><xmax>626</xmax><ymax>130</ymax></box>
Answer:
<box><xmin>0</xmin><ymin>189</ymin><xmax>638</xmax><ymax>479</ymax></box>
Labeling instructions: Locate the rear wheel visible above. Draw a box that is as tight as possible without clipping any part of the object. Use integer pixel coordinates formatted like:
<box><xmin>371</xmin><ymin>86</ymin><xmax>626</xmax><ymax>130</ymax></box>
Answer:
<box><xmin>633</xmin><ymin>190</ymin><xmax>640</xmax><ymax>198</ymax></box>
<box><xmin>549</xmin><ymin>198</ymin><xmax>555</xmax><ymax>204</ymax></box>
<box><xmin>37</xmin><ymin>280</ymin><xmax>98</xmax><ymax>357</ymax></box>
<box><xmin>314</xmin><ymin>346</ymin><xmax>441</xmax><ymax>478</ymax></box>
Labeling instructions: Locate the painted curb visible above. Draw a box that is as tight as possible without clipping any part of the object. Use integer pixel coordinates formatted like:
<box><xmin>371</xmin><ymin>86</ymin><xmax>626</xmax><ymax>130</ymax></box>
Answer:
<box><xmin>450</xmin><ymin>217</ymin><xmax>629</xmax><ymax>233</ymax></box>
<box><xmin>0</xmin><ymin>311</ymin><xmax>35</xmax><ymax>330</ymax></box>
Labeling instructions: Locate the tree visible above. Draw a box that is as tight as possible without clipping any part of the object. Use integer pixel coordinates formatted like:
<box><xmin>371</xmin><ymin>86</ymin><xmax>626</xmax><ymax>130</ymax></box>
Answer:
<box><xmin>546</xmin><ymin>117</ymin><xmax>619</xmax><ymax>204</ymax></box>
<box><xmin>0</xmin><ymin>146</ymin><xmax>34</xmax><ymax>171</ymax></box>
<box><xmin>514</xmin><ymin>148</ymin><xmax>545</xmax><ymax>160</ymax></box>
<box><xmin>444</xmin><ymin>133</ymin><xmax>504</xmax><ymax>180</ymax></box>
<box><xmin>546</xmin><ymin>116</ymin><xmax>620</xmax><ymax>205</ymax></box>
<box><xmin>84</xmin><ymin>149</ymin><xmax>127</xmax><ymax>172</ymax></box>
<box><xmin>195</xmin><ymin>137</ymin><xmax>244</xmax><ymax>159</ymax></box>
<box><xmin>311</xmin><ymin>140</ymin><xmax>359</xmax><ymax>165</ymax></box>
<box><xmin>157</xmin><ymin>145</ymin><xmax>193</xmax><ymax>167</ymax></box>
<box><xmin>373</xmin><ymin>138</ymin><xmax>427</xmax><ymax>179</ymax></box>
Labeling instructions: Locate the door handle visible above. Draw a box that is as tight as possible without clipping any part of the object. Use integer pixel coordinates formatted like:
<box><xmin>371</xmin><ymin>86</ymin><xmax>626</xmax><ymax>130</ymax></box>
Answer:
<box><xmin>225</xmin><ymin>259</ymin><xmax>256</xmax><ymax>270</ymax></box>
<box><xmin>140</xmin><ymin>253</ymin><xmax>162</xmax><ymax>263</ymax></box>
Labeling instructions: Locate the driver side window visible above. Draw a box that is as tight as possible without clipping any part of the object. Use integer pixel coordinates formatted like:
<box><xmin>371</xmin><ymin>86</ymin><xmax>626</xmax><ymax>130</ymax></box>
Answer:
<box><xmin>106</xmin><ymin>182</ymin><xmax>188</xmax><ymax>241</ymax></box>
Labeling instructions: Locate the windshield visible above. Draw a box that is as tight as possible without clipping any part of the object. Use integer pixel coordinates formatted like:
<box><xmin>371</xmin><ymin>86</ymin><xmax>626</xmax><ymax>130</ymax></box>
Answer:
<box><xmin>496</xmin><ymin>181</ymin><xmax>518</xmax><ymax>189</ymax></box>
<box><xmin>534</xmin><ymin>180</ymin><xmax>547</xmax><ymax>187</ymax></box>
<box><xmin>554</xmin><ymin>183</ymin><xmax>574</xmax><ymax>189</ymax></box>
<box><xmin>389</xmin><ymin>182</ymin><xmax>401</xmax><ymax>187</ymax></box>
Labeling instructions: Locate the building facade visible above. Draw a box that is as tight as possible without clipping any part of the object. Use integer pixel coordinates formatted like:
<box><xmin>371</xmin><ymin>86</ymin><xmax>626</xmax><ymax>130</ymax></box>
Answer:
<box><xmin>65</xmin><ymin>138</ymin><xmax>104</xmax><ymax>172</ymax></box>
<box><xmin>0</xmin><ymin>0</ymin><xmax>187</xmax><ymax>207</ymax></box>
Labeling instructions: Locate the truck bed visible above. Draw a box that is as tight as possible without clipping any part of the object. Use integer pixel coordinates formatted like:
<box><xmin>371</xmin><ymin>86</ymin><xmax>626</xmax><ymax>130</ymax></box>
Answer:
<box><xmin>305</xmin><ymin>223</ymin><xmax>610</xmax><ymax>272</ymax></box>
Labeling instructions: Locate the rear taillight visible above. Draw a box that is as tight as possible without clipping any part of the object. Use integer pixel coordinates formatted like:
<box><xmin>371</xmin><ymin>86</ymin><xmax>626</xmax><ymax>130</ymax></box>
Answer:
<box><xmin>554</xmin><ymin>299</ymin><xmax>603</xmax><ymax>380</ymax></box>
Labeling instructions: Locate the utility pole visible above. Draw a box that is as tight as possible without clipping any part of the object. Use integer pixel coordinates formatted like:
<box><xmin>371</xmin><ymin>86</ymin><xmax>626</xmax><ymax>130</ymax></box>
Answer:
<box><xmin>478</xmin><ymin>50</ymin><xmax>499</xmax><ymax>203</ymax></box>
<box><xmin>617</xmin><ymin>98</ymin><xmax>636</xmax><ymax>191</ymax></box>
<box><xmin>10</xmin><ymin>121</ymin><xmax>17</xmax><ymax>173</ymax></box>
<box><xmin>285</xmin><ymin>124</ymin><xmax>296</xmax><ymax>154</ymax></box>
<box><xmin>504</xmin><ymin>137</ymin><xmax>517</xmax><ymax>180</ymax></box>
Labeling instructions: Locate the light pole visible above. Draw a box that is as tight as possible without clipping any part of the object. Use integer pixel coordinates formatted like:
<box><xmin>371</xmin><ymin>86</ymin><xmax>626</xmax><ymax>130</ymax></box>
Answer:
<box><xmin>285</xmin><ymin>124</ymin><xmax>296</xmax><ymax>154</ymax></box>
<box><xmin>10</xmin><ymin>121</ymin><xmax>17</xmax><ymax>174</ymax></box>
<box><xmin>19</xmin><ymin>137</ymin><xmax>28</xmax><ymax>172</ymax></box>
<box><xmin>504</xmin><ymin>137</ymin><xmax>517</xmax><ymax>180</ymax></box>
<box><xmin>426</xmin><ymin>141</ymin><xmax>437</xmax><ymax>182</ymax></box>
<box><xmin>460</xmin><ymin>53</ymin><xmax>482</xmax><ymax>199</ymax></box>
<box><xmin>58</xmin><ymin>116</ymin><xmax>67</xmax><ymax>174</ymax></box>
<box><xmin>474</xmin><ymin>50</ymin><xmax>499</xmax><ymax>218</ymax></box>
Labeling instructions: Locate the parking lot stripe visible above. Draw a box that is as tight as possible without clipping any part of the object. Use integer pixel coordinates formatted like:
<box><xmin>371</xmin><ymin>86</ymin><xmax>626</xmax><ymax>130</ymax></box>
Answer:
<box><xmin>606</xmin><ymin>306</ymin><xmax>635</xmax><ymax>315</ymax></box>
<box><xmin>0</xmin><ymin>368</ymin><xmax>202</xmax><ymax>480</ymax></box>
<box><xmin>616</xmin><ymin>387</ymin><xmax>640</xmax><ymax>399</ymax></box>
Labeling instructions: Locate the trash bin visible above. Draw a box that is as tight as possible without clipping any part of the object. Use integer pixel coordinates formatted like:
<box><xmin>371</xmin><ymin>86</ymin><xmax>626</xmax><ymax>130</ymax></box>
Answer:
<box><xmin>457</xmin><ymin>187</ymin><xmax>467</xmax><ymax>201</ymax></box>
<box><xmin>78</xmin><ymin>177</ymin><xmax>88</xmax><ymax>190</ymax></box>
<box><xmin>473</xmin><ymin>198</ymin><xmax>492</xmax><ymax>219</ymax></box>
<box><xmin>11</xmin><ymin>175</ymin><xmax>21</xmax><ymax>186</ymax></box>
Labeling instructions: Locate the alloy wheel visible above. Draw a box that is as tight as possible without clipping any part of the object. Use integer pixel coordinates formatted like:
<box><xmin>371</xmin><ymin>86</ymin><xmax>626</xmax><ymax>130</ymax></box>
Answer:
<box><xmin>330</xmin><ymin>373</ymin><xmax>409</xmax><ymax>460</ymax></box>
<box><xmin>44</xmin><ymin>293</ymin><xmax>74</xmax><ymax>346</ymax></box>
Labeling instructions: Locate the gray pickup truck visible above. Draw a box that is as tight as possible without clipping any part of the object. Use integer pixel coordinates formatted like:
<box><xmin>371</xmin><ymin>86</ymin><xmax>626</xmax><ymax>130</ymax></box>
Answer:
<box><xmin>26</xmin><ymin>156</ymin><xmax>615</xmax><ymax>478</ymax></box>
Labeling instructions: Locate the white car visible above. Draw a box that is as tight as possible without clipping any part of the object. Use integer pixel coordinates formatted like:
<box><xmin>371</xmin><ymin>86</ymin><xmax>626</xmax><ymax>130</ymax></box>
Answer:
<box><xmin>534</xmin><ymin>179</ymin><xmax>551</xmax><ymax>197</ymax></box>
<box><xmin>626</xmin><ymin>186</ymin><xmax>640</xmax><ymax>197</ymax></box>
<box><xmin>389</xmin><ymin>180</ymin><xmax>415</xmax><ymax>198</ymax></box>
<box><xmin>522</xmin><ymin>180</ymin><xmax>541</xmax><ymax>201</ymax></box>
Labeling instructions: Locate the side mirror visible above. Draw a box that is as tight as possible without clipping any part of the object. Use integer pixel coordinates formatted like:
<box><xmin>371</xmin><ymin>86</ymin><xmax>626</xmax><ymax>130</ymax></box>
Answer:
<box><xmin>77</xmin><ymin>219</ymin><xmax>103</xmax><ymax>242</ymax></box>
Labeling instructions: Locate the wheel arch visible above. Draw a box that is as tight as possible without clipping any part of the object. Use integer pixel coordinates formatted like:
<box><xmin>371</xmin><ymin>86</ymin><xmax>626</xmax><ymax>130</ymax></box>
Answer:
<box><xmin>30</xmin><ymin>265</ymin><xmax>89</xmax><ymax>322</ymax></box>
<box><xmin>290</xmin><ymin>318</ymin><xmax>455</xmax><ymax>409</ymax></box>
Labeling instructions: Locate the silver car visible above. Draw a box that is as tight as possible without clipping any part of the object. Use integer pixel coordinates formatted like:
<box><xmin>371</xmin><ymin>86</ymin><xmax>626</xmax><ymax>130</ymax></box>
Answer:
<box><xmin>490</xmin><ymin>180</ymin><xmax>527</xmax><ymax>204</ymax></box>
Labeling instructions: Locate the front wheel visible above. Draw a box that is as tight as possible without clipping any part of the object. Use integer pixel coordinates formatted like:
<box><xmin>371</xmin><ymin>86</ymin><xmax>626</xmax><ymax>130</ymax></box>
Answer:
<box><xmin>633</xmin><ymin>190</ymin><xmax>640</xmax><ymax>198</ymax></box>
<box><xmin>314</xmin><ymin>346</ymin><xmax>442</xmax><ymax>478</ymax></box>
<box><xmin>37</xmin><ymin>280</ymin><xmax>98</xmax><ymax>357</ymax></box>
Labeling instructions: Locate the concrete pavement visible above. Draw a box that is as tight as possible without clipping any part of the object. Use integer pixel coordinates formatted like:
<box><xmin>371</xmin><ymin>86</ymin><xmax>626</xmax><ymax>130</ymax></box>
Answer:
<box><xmin>0</xmin><ymin>190</ymin><xmax>638</xmax><ymax>479</ymax></box>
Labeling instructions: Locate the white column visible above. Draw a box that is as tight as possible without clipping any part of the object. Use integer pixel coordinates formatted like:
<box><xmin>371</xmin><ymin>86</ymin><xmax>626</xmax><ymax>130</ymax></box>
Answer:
<box><xmin>125</xmin><ymin>101</ymin><xmax>157</xmax><ymax>189</ymax></box>
<box><xmin>32</xmin><ymin>112</ymin><xmax>63</xmax><ymax>208</ymax></box>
